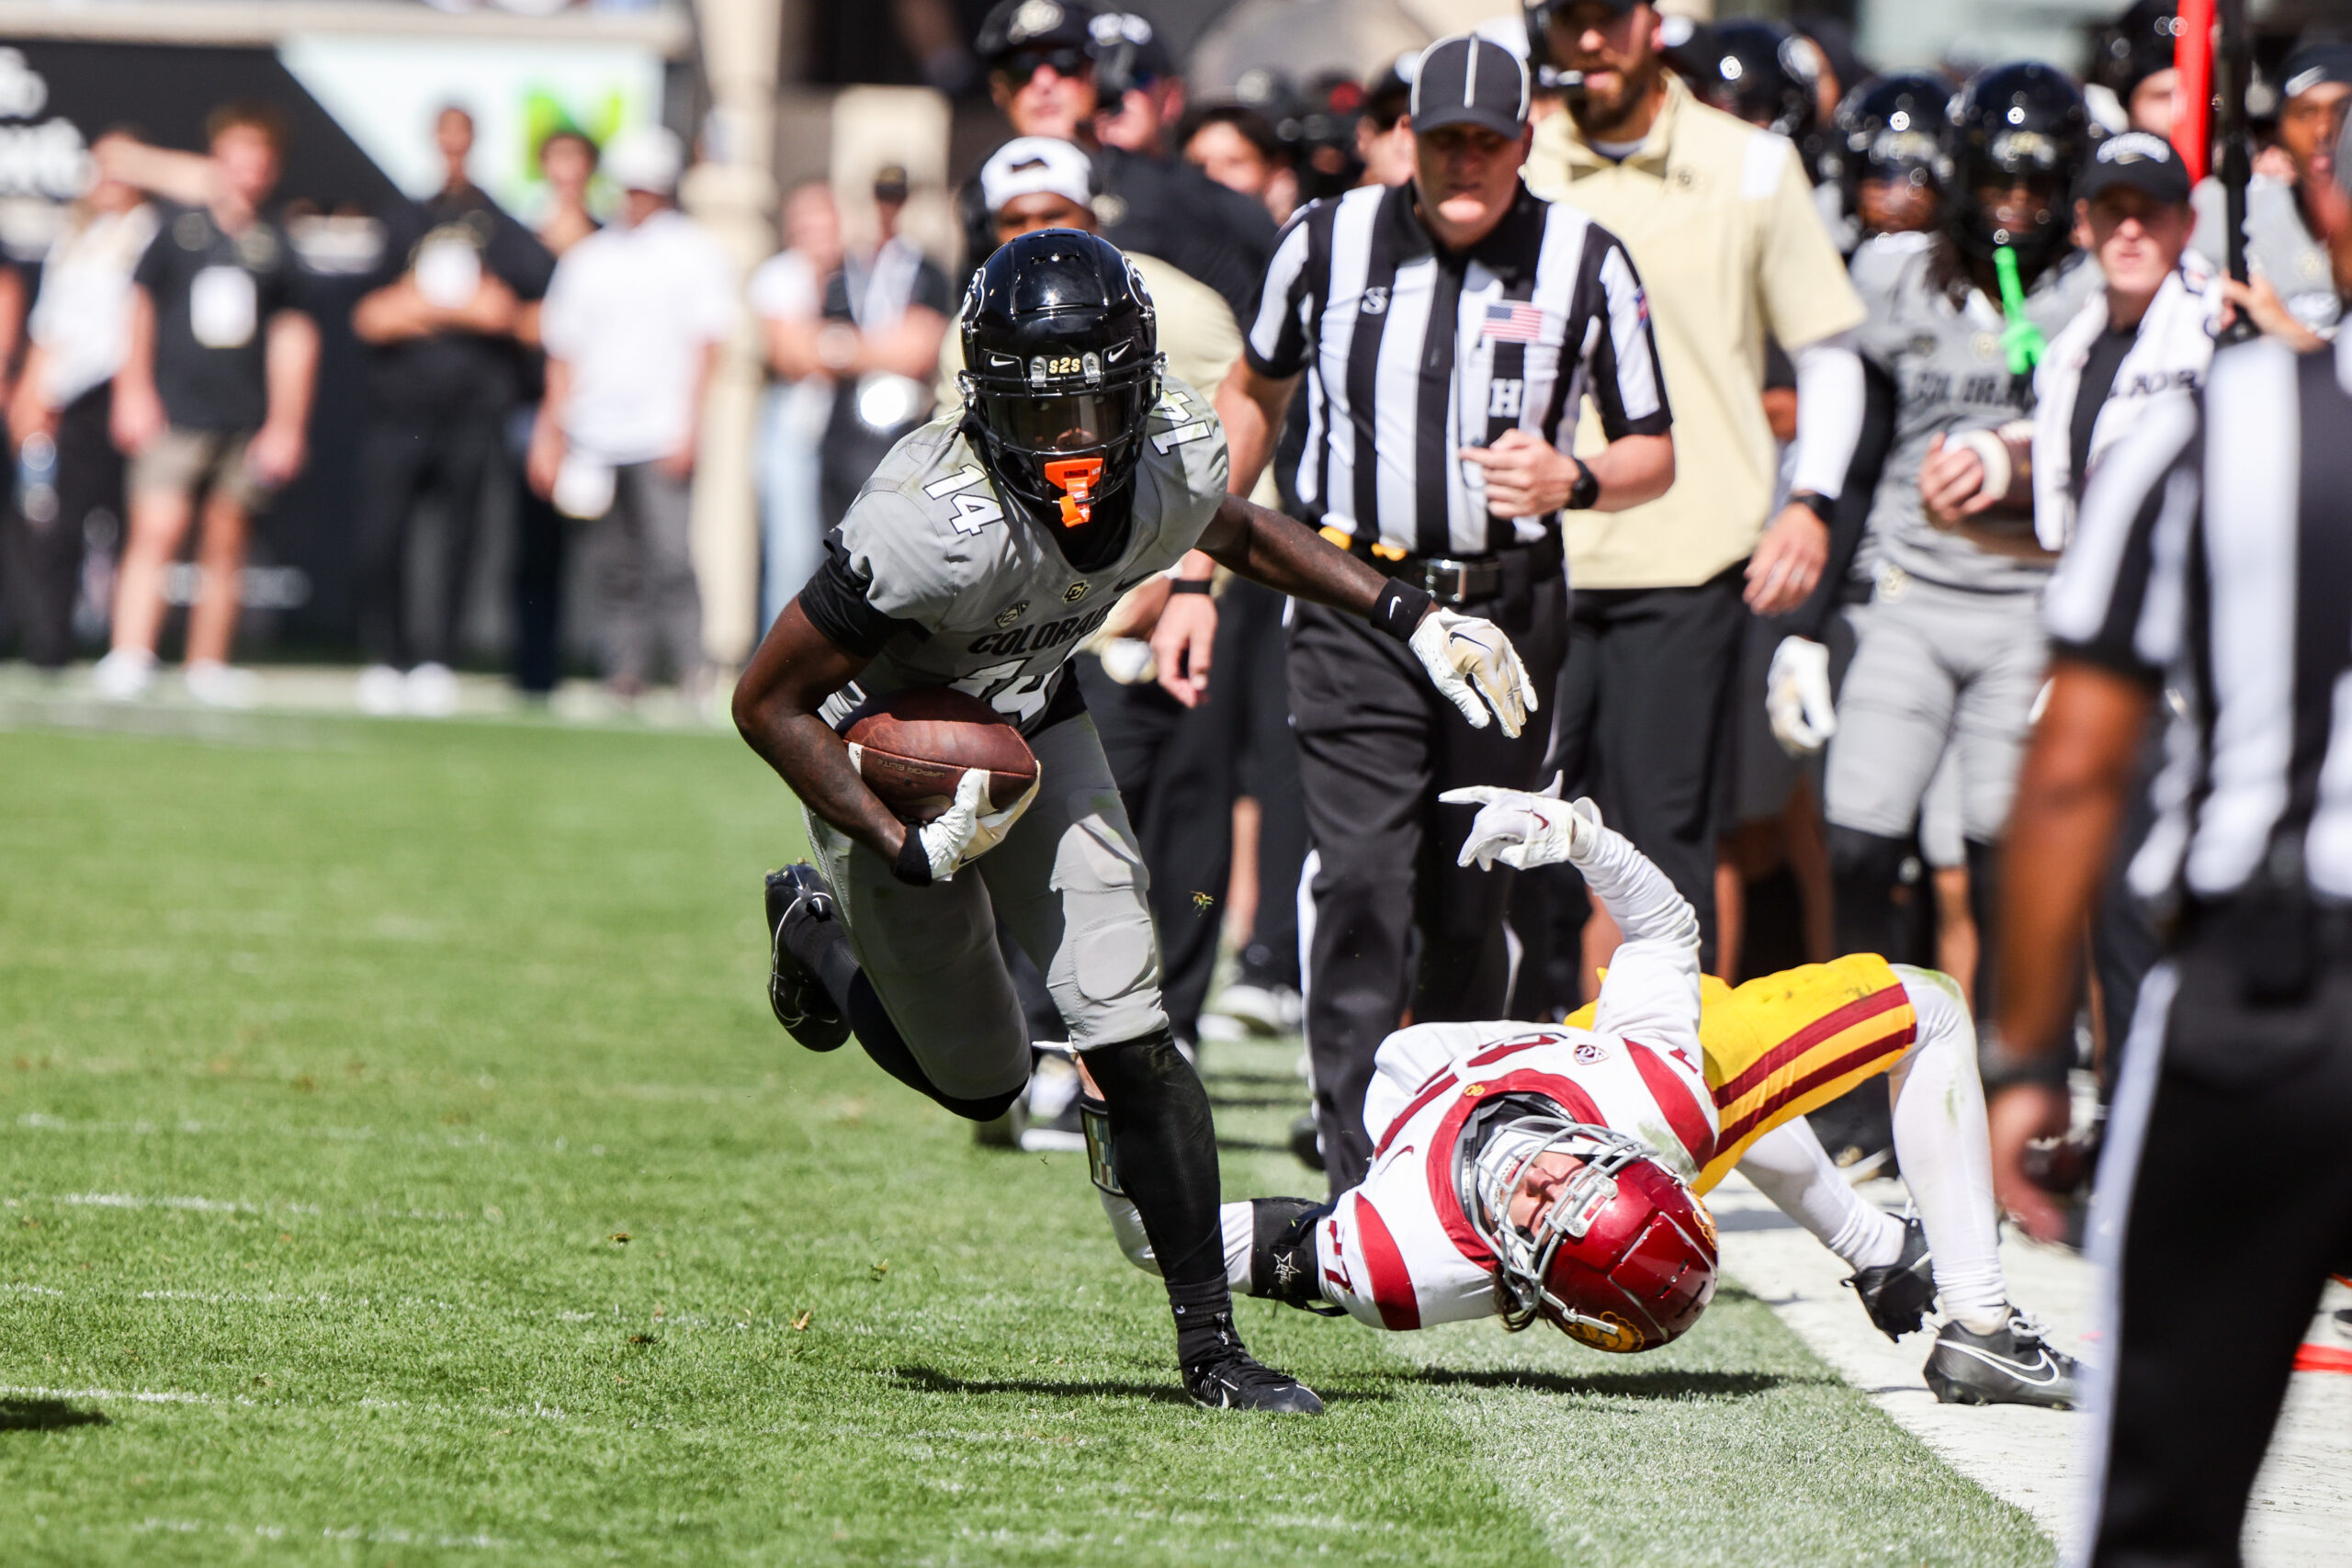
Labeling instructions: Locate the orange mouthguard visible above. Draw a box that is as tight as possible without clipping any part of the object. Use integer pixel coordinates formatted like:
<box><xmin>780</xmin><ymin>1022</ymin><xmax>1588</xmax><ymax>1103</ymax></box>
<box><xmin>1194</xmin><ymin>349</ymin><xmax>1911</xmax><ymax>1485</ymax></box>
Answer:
<box><xmin>1043</xmin><ymin>457</ymin><xmax>1104</xmax><ymax>526</ymax></box>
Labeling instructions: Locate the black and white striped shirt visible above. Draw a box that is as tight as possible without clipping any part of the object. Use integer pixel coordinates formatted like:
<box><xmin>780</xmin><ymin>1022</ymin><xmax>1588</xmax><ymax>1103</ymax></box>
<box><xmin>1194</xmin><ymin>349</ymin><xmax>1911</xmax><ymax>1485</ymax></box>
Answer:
<box><xmin>1243</xmin><ymin>180</ymin><xmax>1669</xmax><ymax>558</ymax></box>
<box><xmin>2045</xmin><ymin>333</ymin><xmax>2352</xmax><ymax>905</ymax></box>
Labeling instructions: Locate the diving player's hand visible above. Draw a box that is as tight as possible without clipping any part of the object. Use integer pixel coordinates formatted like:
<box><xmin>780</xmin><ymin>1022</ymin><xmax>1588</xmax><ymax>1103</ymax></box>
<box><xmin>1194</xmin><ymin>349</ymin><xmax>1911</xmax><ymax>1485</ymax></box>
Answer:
<box><xmin>1410</xmin><ymin>609</ymin><xmax>1533</xmax><ymax>737</ymax></box>
<box><xmin>1766</xmin><ymin>636</ymin><xmax>1837</xmax><ymax>755</ymax></box>
<box><xmin>914</xmin><ymin>767</ymin><xmax>1039</xmax><ymax>880</ymax></box>
<box><xmin>1442</xmin><ymin>787</ymin><xmax>1601</xmax><ymax>872</ymax></box>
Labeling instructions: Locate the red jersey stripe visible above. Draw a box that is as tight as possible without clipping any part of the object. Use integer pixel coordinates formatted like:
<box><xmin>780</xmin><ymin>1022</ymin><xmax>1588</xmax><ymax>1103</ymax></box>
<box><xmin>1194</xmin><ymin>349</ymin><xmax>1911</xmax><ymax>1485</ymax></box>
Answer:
<box><xmin>1374</xmin><ymin>1072</ymin><xmax>1457</xmax><ymax>1158</ymax></box>
<box><xmin>1627</xmin><ymin>1042</ymin><xmax>1714</xmax><ymax>1166</ymax></box>
<box><xmin>1712</xmin><ymin>986</ymin><xmax>1908</xmax><ymax>1109</ymax></box>
<box><xmin>1713</xmin><ymin>1025</ymin><xmax>1916</xmax><ymax>1151</ymax></box>
<box><xmin>1351</xmin><ymin>1194</ymin><xmax>1421</xmax><ymax>1331</ymax></box>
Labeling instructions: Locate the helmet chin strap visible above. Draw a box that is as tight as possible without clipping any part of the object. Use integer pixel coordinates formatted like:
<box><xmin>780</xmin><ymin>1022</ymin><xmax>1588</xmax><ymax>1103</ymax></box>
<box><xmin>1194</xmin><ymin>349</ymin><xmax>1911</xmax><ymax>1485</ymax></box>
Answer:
<box><xmin>1042</xmin><ymin>456</ymin><xmax>1104</xmax><ymax>526</ymax></box>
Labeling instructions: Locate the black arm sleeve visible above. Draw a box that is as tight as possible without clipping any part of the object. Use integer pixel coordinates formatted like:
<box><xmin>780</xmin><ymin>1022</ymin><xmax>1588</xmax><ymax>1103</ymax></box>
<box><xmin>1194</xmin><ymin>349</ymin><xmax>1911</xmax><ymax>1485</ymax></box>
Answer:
<box><xmin>797</xmin><ymin>531</ymin><xmax>925</xmax><ymax>659</ymax></box>
<box><xmin>1781</xmin><ymin>355</ymin><xmax>1894</xmax><ymax>641</ymax></box>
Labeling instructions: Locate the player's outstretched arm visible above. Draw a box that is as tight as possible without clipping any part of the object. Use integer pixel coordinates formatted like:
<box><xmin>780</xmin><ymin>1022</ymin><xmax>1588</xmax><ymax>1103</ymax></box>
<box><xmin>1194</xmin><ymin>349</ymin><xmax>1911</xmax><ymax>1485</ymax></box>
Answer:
<box><xmin>1193</xmin><ymin>493</ymin><xmax>1534</xmax><ymax>736</ymax></box>
<box><xmin>733</xmin><ymin>602</ymin><xmax>910</xmax><ymax>862</ymax></box>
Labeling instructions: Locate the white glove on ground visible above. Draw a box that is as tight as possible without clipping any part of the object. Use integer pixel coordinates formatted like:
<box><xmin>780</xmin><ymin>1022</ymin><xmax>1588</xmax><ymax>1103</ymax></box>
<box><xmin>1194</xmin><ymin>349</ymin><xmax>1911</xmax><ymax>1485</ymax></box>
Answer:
<box><xmin>919</xmin><ymin>767</ymin><xmax>1039</xmax><ymax>880</ymax></box>
<box><xmin>1766</xmin><ymin>636</ymin><xmax>1838</xmax><ymax>756</ymax></box>
<box><xmin>1409</xmin><ymin>608</ymin><xmax>1534</xmax><ymax>738</ymax></box>
<box><xmin>1442</xmin><ymin>787</ymin><xmax>1603</xmax><ymax>872</ymax></box>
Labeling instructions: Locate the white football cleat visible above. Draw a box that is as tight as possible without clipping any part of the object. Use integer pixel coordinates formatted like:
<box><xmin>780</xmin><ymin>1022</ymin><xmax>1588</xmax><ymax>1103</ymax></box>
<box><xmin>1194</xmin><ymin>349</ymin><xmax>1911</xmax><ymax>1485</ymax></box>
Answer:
<box><xmin>404</xmin><ymin>661</ymin><xmax>460</xmax><ymax>717</ymax></box>
<box><xmin>185</xmin><ymin>660</ymin><xmax>261</xmax><ymax>709</ymax></box>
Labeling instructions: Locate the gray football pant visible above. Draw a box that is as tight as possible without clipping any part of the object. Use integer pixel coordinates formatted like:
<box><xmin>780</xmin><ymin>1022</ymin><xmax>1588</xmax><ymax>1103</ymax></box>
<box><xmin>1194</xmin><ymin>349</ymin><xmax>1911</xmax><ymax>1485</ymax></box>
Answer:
<box><xmin>1825</xmin><ymin>577</ymin><xmax>2047</xmax><ymax>844</ymax></box>
<box><xmin>802</xmin><ymin>714</ymin><xmax>1168</xmax><ymax>1101</ymax></box>
<box><xmin>586</xmin><ymin>462</ymin><xmax>704</xmax><ymax>685</ymax></box>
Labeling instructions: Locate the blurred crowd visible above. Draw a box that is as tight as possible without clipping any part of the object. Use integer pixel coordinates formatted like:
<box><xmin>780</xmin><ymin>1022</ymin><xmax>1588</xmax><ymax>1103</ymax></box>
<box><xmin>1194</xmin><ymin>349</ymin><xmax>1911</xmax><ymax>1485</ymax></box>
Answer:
<box><xmin>0</xmin><ymin>0</ymin><xmax>2346</xmax><ymax>1043</ymax></box>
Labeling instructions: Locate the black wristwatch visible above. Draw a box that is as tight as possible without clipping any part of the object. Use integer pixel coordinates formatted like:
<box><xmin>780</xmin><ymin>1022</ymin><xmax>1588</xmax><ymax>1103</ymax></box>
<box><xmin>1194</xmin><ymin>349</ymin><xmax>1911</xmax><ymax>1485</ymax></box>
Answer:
<box><xmin>1791</xmin><ymin>491</ymin><xmax>1835</xmax><ymax>525</ymax></box>
<box><xmin>1565</xmin><ymin>456</ymin><xmax>1600</xmax><ymax>511</ymax></box>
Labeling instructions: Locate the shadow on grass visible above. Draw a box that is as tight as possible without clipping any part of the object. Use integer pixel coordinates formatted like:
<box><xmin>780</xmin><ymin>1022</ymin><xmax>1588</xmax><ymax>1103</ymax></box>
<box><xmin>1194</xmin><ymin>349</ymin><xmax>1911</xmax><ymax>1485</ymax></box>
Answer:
<box><xmin>0</xmin><ymin>1399</ymin><xmax>110</xmax><ymax>1431</ymax></box>
<box><xmin>887</xmin><ymin>1365</ymin><xmax>1399</xmax><ymax>1406</ymax></box>
<box><xmin>1406</xmin><ymin>1366</ymin><xmax>1814</xmax><ymax>1401</ymax></box>
<box><xmin>886</xmin><ymin>1365</ymin><xmax>1198</xmax><ymax>1407</ymax></box>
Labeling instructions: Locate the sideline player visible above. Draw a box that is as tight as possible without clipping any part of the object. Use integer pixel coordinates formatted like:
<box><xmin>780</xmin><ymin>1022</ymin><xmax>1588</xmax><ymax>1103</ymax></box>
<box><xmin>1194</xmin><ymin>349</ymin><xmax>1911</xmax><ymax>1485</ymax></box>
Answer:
<box><xmin>1098</xmin><ymin>788</ymin><xmax>2078</xmax><ymax>1407</ymax></box>
<box><xmin>1810</xmin><ymin>63</ymin><xmax>2099</xmax><ymax>1013</ymax></box>
<box><xmin>732</xmin><ymin>230</ymin><xmax>1537</xmax><ymax>1414</ymax></box>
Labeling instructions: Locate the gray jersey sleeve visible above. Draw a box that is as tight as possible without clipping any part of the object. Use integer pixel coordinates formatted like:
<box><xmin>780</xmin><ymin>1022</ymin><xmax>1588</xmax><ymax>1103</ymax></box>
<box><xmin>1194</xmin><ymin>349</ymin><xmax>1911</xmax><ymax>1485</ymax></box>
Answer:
<box><xmin>833</xmin><ymin>429</ymin><xmax>988</xmax><ymax>632</ymax></box>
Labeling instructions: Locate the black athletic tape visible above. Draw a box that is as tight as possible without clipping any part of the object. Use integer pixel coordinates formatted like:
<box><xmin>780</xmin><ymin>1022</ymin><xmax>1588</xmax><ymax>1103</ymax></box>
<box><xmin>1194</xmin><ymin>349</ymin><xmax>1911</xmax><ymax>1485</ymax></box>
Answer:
<box><xmin>1373</xmin><ymin>579</ymin><xmax>1433</xmax><ymax>643</ymax></box>
<box><xmin>1167</xmin><ymin>577</ymin><xmax>1213</xmax><ymax>596</ymax></box>
<box><xmin>890</xmin><ymin>830</ymin><xmax>933</xmax><ymax>887</ymax></box>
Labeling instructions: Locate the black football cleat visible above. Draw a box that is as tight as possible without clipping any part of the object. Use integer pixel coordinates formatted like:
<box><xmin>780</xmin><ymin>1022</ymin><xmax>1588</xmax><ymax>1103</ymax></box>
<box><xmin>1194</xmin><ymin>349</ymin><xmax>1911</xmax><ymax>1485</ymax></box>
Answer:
<box><xmin>764</xmin><ymin>864</ymin><xmax>850</xmax><ymax>1052</ymax></box>
<box><xmin>1183</xmin><ymin>1346</ymin><xmax>1326</xmax><ymax>1415</ymax></box>
<box><xmin>1923</xmin><ymin>1310</ymin><xmax>2080</xmax><ymax>1409</ymax></box>
<box><xmin>1844</xmin><ymin>1214</ymin><xmax>1938</xmax><ymax>1340</ymax></box>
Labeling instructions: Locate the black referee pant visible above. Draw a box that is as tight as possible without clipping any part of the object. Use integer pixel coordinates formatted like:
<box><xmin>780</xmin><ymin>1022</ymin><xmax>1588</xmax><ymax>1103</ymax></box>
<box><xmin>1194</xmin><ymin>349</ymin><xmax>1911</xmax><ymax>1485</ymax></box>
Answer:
<box><xmin>1545</xmin><ymin>564</ymin><xmax>1747</xmax><ymax>974</ymax></box>
<box><xmin>1290</xmin><ymin>564</ymin><xmax>1567</xmax><ymax>1196</ymax></box>
<box><xmin>2086</xmin><ymin>915</ymin><xmax>2352</xmax><ymax>1568</ymax></box>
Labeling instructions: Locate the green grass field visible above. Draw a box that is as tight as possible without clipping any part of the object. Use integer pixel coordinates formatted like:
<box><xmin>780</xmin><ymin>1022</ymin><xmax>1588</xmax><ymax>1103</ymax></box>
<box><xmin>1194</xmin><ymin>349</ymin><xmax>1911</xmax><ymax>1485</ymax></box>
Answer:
<box><xmin>0</xmin><ymin>711</ymin><xmax>2055</xmax><ymax>1565</ymax></box>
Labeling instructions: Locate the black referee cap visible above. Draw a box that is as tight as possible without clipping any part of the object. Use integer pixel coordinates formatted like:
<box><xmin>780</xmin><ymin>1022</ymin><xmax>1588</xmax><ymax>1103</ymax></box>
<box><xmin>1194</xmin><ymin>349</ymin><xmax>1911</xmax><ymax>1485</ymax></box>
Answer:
<box><xmin>1411</xmin><ymin>33</ymin><xmax>1531</xmax><ymax>140</ymax></box>
<box><xmin>2075</xmin><ymin>130</ymin><xmax>2191</xmax><ymax>206</ymax></box>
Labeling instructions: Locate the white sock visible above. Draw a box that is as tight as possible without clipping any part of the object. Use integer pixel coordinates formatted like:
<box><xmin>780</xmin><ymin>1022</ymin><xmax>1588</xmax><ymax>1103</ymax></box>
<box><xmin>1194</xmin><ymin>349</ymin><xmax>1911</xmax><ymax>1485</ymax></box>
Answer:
<box><xmin>1888</xmin><ymin>966</ymin><xmax>2010</xmax><ymax>1335</ymax></box>
<box><xmin>1736</xmin><ymin>1118</ymin><xmax>1905</xmax><ymax>1269</ymax></box>
<box><xmin>1096</xmin><ymin>1190</ymin><xmax>1255</xmax><ymax>1295</ymax></box>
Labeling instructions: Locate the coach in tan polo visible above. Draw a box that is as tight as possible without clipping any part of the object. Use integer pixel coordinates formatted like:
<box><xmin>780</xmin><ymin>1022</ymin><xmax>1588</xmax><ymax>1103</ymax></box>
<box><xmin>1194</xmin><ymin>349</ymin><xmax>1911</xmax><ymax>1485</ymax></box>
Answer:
<box><xmin>1520</xmin><ymin>0</ymin><xmax>1864</xmax><ymax>967</ymax></box>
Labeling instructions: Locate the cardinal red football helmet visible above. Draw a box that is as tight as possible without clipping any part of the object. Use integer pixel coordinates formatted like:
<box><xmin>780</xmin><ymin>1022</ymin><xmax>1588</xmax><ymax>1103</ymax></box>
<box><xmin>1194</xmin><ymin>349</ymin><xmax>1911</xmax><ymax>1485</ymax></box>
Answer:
<box><xmin>1460</xmin><ymin>1110</ymin><xmax>1718</xmax><ymax>1351</ymax></box>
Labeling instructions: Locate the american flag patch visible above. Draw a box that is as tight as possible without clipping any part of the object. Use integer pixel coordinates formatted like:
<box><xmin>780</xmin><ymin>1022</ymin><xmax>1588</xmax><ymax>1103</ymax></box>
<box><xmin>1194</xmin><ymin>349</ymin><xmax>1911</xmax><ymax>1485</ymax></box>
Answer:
<box><xmin>1482</xmin><ymin>301</ymin><xmax>1545</xmax><ymax>343</ymax></box>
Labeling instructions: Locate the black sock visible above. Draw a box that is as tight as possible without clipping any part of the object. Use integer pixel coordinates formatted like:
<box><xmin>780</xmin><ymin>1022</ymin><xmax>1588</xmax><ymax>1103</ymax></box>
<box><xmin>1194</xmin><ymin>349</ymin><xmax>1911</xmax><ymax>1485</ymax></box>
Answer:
<box><xmin>1829</xmin><ymin>825</ymin><xmax>1910</xmax><ymax>961</ymax></box>
<box><xmin>1082</xmin><ymin>1028</ymin><xmax>1236</xmax><ymax>1365</ymax></box>
<box><xmin>784</xmin><ymin>899</ymin><xmax>863</xmax><ymax>1014</ymax></box>
<box><xmin>1963</xmin><ymin>837</ymin><xmax>2002</xmax><ymax>1032</ymax></box>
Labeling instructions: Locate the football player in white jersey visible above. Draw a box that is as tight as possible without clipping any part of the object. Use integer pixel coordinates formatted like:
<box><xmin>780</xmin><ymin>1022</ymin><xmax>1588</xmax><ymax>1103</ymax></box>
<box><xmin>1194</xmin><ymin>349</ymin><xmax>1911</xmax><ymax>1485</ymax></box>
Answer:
<box><xmin>732</xmin><ymin>230</ymin><xmax>1540</xmax><ymax>1414</ymax></box>
<box><xmin>1096</xmin><ymin>786</ymin><xmax>2080</xmax><ymax>1408</ymax></box>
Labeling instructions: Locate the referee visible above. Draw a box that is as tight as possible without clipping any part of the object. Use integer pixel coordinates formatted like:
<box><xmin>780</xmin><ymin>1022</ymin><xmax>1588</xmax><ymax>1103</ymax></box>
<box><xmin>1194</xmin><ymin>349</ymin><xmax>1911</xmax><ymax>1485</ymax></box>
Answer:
<box><xmin>1196</xmin><ymin>32</ymin><xmax>1676</xmax><ymax>1192</ymax></box>
<box><xmin>1992</xmin><ymin>323</ymin><xmax>2352</xmax><ymax>1562</ymax></box>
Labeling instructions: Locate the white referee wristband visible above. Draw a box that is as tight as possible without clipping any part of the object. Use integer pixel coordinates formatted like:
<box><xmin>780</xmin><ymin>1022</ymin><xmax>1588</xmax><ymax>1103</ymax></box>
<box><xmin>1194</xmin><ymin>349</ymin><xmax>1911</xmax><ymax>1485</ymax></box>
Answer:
<box><xmin>1948</xmin><ymin>429</ymin><xmax>2011</xmax><ymax>504</ymax></box>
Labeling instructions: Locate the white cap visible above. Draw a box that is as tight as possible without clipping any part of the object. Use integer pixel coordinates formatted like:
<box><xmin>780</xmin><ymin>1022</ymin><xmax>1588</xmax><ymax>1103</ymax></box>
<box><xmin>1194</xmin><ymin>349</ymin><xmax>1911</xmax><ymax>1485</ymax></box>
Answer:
<box><xmin>602</xmin><ymin>125</ymin><xmax>685</xmax><ymax>196</ymax></box>
<box><xmin>979</xmin><ymin>136</ymin><xmax>1094</xmax><ymax>216</ymax></box>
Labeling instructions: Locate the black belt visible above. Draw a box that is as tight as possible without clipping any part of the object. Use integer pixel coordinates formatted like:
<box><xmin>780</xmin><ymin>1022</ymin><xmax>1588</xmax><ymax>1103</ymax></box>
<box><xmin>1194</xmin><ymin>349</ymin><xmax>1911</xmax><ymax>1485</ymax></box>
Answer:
<box><xmin>1353</xmin><ymin>530</ymin><xmax>1564</xmax><ymax>609</ymax></box>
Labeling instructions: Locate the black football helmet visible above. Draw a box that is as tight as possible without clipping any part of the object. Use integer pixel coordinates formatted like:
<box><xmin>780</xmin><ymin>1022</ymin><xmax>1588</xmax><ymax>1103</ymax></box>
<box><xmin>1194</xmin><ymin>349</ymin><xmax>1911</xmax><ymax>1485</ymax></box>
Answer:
<box><xmin>958</xmin><ymin>229</ymin><xmax>1162</xmax><ymax>528</ymax></box>
<box><xmin>1838</xmin><ymin>71</ymin><xmax>1951</xmax><ymax>209</ymax></box>
<box><xmin>1689</xmin><ymin>20</ymin><xmax>1823</xmax><ymax>143</ymax></box>
<box><xmin>1943</xmin><ymin>62</ymin><xmax>2092</xmax><ymax>281</ymax></box>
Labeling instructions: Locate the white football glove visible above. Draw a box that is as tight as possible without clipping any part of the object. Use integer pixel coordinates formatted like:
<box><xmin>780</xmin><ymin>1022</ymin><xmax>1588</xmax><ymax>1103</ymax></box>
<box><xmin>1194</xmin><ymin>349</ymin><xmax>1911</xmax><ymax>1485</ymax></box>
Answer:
<box><xmin>1766</xmin><ymin>636</ymin><xmax>1838</xmax><ymax>756</ymax></box>
<box><xmin>1409</xmin><ymin>608</ymin><xmax>1535</xmax><ymax>738</ymax></box>
<box><xmin>1442</xmin><ymin>786</ymin><xmax>1603</xmax><ymax>872</ymax></box>
<box><xmin>918</xmin><ymin>767</ymin><xmax>1039</xmax><ymax>881</ymax></box>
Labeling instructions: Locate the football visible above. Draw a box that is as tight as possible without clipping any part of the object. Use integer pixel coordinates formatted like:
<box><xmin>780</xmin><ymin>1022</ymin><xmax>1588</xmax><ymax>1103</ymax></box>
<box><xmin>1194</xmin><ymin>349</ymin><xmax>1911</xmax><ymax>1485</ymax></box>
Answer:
<box><xmin>842</xmin><ymin>687</ymin><xmax>1039</xmax><ymax>823</ymax></box>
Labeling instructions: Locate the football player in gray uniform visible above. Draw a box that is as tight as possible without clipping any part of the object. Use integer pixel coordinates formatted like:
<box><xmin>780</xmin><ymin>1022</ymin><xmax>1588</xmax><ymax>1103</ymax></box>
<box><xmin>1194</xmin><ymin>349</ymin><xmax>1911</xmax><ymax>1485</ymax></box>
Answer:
<box><xmin>731</xmin><ymin>229</ymin><xmax>1534</xmax><ymax>1413</ymax></box>
<box><xmin>2190</xmin><ymin>40</ymin><xmax>2349</xmax><ymax>344</ymax></box>
<box><xmin>1802</xmin><ymin>62</ymin><xmax>2101</xmax><ymax>1020</ymax></box>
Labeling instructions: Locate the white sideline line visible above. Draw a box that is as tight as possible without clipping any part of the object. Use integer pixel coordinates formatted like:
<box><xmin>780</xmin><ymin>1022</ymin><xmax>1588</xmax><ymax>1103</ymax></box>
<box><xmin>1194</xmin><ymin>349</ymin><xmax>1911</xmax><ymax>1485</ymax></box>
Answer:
<box><xmin>0</xmin><ymin>1383</ymin><xmax>243</xmax><ymax>1405</ymax></box>
<box><xmin>1710</xmin><ymin>1175</ymin><xmax>2352</xmax><ymax>1566</ymax></box>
